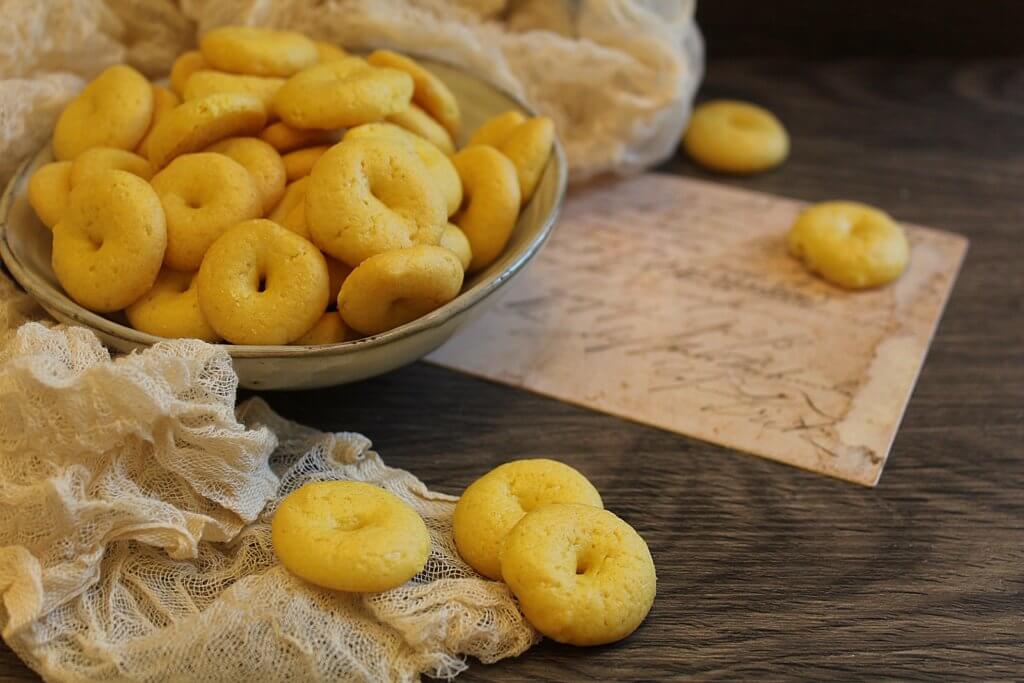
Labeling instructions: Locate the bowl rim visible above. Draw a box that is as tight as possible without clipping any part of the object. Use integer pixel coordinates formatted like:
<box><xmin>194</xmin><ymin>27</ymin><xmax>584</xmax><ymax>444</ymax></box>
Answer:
<box><xmin>0</xmin><ymin>58</ymin><xmax>568</xmax><ymax>359</ymax></box>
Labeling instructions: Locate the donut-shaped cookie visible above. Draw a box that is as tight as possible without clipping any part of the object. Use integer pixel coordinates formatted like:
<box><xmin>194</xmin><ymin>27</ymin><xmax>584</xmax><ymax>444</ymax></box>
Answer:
<box><xmin>259</xmin><ymin>122</ymin><xmax>338</xmax><ymax>153</ymax></box>
<box><xmin>367</xmin><ymin>50</ymin><xmax>460</xmax><ymax>137</ymax></box>
<box><xmin>70</xmin><ymin>147</ymin><xmax>153</xmax><ymax>186</ymax></box>
<box><xmin>272</xmin><ymin>481</ymin><xmax>430</xmax><ymax>592</ymax></box>
<box><xmin>499</xmin><ymin>116</ymin><xmax>555</xmax><ymax>204</ymax></box>
<box><xmin>196</xmin><ymin>219</ymin><xmax>329</xmax><ymax>345</ymax></box>
<box><xmin>146</xmin><ymin>93</ymin><xmax>267</xmax><ymax>169</ymax></box>
<box><xmin>200</xmin><ymin>26</ymin><xmax>318</xmax><ymax>78</ymax></box>
<box><xmin>500</xmin><ymin>503</ymin><xmax>656</xmax><ymax>646</ymax></box>
<box><xmin>338</xmin><ymin>245</ymin><xmax>463</xmax><ymax>335</ymax></box>
<box><xmin>52</xmin><ymin>170</ymin><xmax>166</xmax><ymax>312</ymax></box>
<box><xmin>151</xmin><ymin>153</ymin><xmax>262</xmax><ymax>271</ymax></box>
<box><xmin>272</xmin><ymin>58</ymin><xmax>413</xmax><ymax>130</ymax></box>
<box><xmin>440</xmin><ymin>223</ymin><xmax>472</xmax><ymax>271</ymax></box>
<box><xmin>293</xmin><ymin>311</ymin><xmax>352</xmax><ymax>345</ymax></box>
<box><xmin>206</xmin><ymin>136</ymin><xmax>287</xmax><ymax>213</ymax></box>
<box><xmin>387</xmin><ymin>103</ymin><xmax>455</xmax><ymax>154</ymax></box>
<box><xmin>184</xmin><ymin>70</ymin><xmax>285</xmax><ymax>111</ymax></box>
<box><xmin>125</xmin><ymin>268</ymin><xmax>220</xmax><ymax>342</ymax></box>
<box><xmin>453</xmin><ymin>459</ymin><xmax>602</xmax><ymax>580</ymax></box>
<box><xmin>683</xmin><ymin>100</ymin><xmax>789</xmax><ymax>175</ymax></box>
<box><xmin>314</xmin><ymin>41</ymin><xmax>348</xmax><ymax>62</ymax></box>
<box><xmin>27</xmin><ymin>161</ymin><xmax>72</xmax><ymax>229</ymax></box>
<box><xmin>467</xmin><ymin>110</ymin><xmax>526</xmax><ymax>148</ymax></box>
<box><xmin>306</xmin><ymin>138</ymin><xmax>446</xmax><ymax>266</ymax></box>
<box><xmin>53</xmin><ymin>65</ymin><xmax>154</xmax><ymax>160</ymax></box>
<box><xmin>451</xmin><ymin>145</ymin><xmax>520</xmax><ymax>272</ymax></box>
<box><xmin>282</xmin><ymin>144</ymin><xmax>330</xmax><ymax>181</ymax></box>
<box><xmin>170</xmin><ymin>50</ymin><xmax>210</xmax><ymax>95</ymax></box>
<box><xmin>345</xmin><ymin>123</ymin><xmax>461</xmax><ymax>216</ymax></box>
<box><xmin>268</xmin><ymin>176</ymin><xmax>308</xmax><ymax>224</ymax></box>
<box><xmin>136</xmin><ymin>85</ymin><xmax>181</xmax><ymax>157</ymax></box>
<box><xmin>787</xmin><ymin>201</ymin><xmax>910</xmax><ymax>289</ymax></box>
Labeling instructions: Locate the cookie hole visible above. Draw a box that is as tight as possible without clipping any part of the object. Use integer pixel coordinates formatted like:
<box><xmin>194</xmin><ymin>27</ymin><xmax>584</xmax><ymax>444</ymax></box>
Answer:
<box><xmin>256</xmin><ymin>275</ymin><xmax>268</xmax><ymax>293</ymax></box>
<box><xmin>575</xmin><ymin>561</ymin><xmax>588</xmax><ymax>576</ymax></box>
<box><xmin>185</xmin><ymin>197</ymin><xmax>202</xmax><ymax>209</ymax></box>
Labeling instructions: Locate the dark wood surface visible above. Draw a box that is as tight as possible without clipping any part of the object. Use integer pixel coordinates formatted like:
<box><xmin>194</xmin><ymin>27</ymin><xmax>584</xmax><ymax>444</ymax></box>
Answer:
<box><xmin>4</xmin><ymin>55</ymin><xmax>1023</xmax><ymax>683</ymax></box>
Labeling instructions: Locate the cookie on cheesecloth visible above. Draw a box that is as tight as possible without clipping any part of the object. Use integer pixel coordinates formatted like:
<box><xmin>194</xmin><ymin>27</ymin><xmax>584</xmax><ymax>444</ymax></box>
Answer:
<box><xmin>453</xmin><ymin>458</ymin><xmax>602</xmax><ymax>580</ymax></box>
<box><xmin>272</xmin><ymin>58</ymin><xmax>413</xmax><ymax>130</ymax></box>
<box><xmin>200</xmin><ymin>26</ymin><xmax>318</xmax><ymax>78</ymax></box>
<box><xmin>125</xmin><ymin>268</ymin><xmax>220</xmax><ymax>342</ymax></box>
<box><xmin>51</xmin><ymin>170</ymin><xmax>166</xmax><ymax>312</ymax></box>
<box><xmin>500</xmin><ymin>504</ymin><xmax>656</xmax><ymax>646</ymax></box>
<box><xmin>53</xmin><ymin>65</ymin><xmax>154</xmax><ymax>160</ymax></box>
<box><xmin>272</xmin><ymin>481</ymin><xmax>430</xmax><ymax>592</ymax></box>
<box><xmin>196</xmin><ymin>219</ymin><xmax>329</xmax><ymax>345</ymax></box>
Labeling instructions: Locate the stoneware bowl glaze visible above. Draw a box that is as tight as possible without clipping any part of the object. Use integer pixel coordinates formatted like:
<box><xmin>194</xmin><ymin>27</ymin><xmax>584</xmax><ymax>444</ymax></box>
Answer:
<box><xmin>0</xmin><ymin>59</ymin><xmax>567</xmax><ymax>389</ymax></box>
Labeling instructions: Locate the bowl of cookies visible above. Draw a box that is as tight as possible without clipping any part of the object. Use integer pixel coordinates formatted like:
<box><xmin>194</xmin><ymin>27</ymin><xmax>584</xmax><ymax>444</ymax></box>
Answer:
<box><xmin>0</xmin><ymin>27</ymin><xmax>566</xmax><ymax>389</ymax></box>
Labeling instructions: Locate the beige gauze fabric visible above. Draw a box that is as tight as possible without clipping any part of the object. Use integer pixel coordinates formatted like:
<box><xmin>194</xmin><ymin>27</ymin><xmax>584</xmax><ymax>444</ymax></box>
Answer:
<box><xmin>0</xmin><ymin>1</ymin><xmax>703</xmax><ymax>679</ymax></box>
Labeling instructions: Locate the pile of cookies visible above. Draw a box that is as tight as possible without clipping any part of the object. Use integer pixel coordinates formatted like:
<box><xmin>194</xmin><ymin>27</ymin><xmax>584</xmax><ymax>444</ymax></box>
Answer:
<box><xmin>27</xmin><ymin>26</ymin><xmax>555</xmax><ymax>345</ymax></box>
<box><xmin>272</xmin><ymin>459</ymin><xmax>656</xmax><ymax>647</ymax></box>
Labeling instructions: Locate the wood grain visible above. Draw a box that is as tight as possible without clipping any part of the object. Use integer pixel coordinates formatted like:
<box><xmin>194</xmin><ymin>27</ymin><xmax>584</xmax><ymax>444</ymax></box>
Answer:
<box><xmin>3</xmin><ymin>58</ymin><xmax>1023</xmax><ymax>681</ymax></box>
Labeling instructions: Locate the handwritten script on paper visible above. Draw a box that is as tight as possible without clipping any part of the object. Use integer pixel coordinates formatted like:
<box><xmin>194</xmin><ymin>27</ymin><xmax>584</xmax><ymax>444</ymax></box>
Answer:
<box><xmin>428</xmin><ymin>175</ymin><xmax>968</xmax><ymax>485</ymax></box>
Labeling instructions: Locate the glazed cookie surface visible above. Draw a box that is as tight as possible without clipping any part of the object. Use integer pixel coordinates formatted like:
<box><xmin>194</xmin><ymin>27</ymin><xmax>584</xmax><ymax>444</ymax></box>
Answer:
<box><xmin>306</xmin><ymin>138</ymin><xmax>446</xmax><ymax>266</ymax></box>
<box><xmin>683</xmin><ymin>99</ymin><xmax>789</xmax><ymax>174</ymax></box>
<box><xmin>338</xmin><ymin>245</ymin><xmax>463</xmax><ymax>335</ymax></box>
<box><xmin>196</xmin><ymin>219</ymin><xmax>329</xmax><ymax>345</ymax></box>
<box><xmin>500</xmin><ymin>503</ymin><xmax>656</xmax><ymax>646</ymax></box>
<box><xmin>272</xmin><ymin>481</ymin><xmax>430</xmax><ymax>592</ymax></box>
<box><xmin>151</xmin><ymin>152</ymin><xmax>262</xmax><ymax>271</ymax></box>
<box><xmin>52</xmin><ymin>170</ymin><xmax>166</xmax><ymax>312</ymax></box>
<box><xmin>453</xmin><ymin>459</ymin><xmax>602</xmax><ymax>580</ymax></box>
<box><xmin>200</xmin><ymin>26</ymin><xmax>318</xmax><ymax>78</ymax></box>
<box><xmin>53</xmin><ymin>65</ymin><xmax>154</xmax><ymax>160</ymax></box>
<box><xmin>787</xmin><ymin>201</ymin><xmax>910</xmax><ymax>289</ymax></box>
<box><xmin>125</xmin><ymin>268</ymin><xmax>220</xmax><ymax>341</ymax></box>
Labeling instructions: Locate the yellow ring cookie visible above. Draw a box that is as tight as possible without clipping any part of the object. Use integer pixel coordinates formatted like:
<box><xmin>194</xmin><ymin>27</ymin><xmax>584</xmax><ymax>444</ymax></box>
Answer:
<box><xmin>387</xmin><ymin>103</ymin><xmax>455</xmax><ymax>155</ymax></box>
<box><xmin>272</xmin><ymin>481</ymin><xmax>430</xmax><ymax>592</ymax></box>
<box><xmin>259</xmin><ymin>122</ymin><xmax>338</xmax><ymax>153</ymax></box>
<box><xmin>367</xmin><ymin>50</ymin><xmax>460</xmax><ymax>137</ymax></box>
<box><xmin>345</xmin><ymin>123</ymin><xmax>461</xmax><ymax>216</ymax></box>
<box><xmin>200</xmin><ymin>26</ymin><xmax>317</xmax><ymax>78</ymax></box>
<box><xmin>439</xmin><ymin>223</ymin><xmax>472</xmax><ymax>271</ymax></box>
<box><xmin>787</xmin><ymin>201</ymin><xmax>910</xmax><ymax>289</ymax></box>
<box><xmin>170</xmin><ymin>50</ymin><xmax>210</xmax><ymax>95</ymax></box>
<box><xmin>683</xmin><ymin>99</ymin><xmax>789</xmax><ymax>174</ymax></box>
<box><xmin>147</xmin><ymin>93</ymin><xmax>267</xmax><ymax>169</ymax></box>
<box><xmin>453</xmin><ymin>459</ymin><xmax>602</xmax><ymax>580</ymax></box>
<box><xmin>52</xmin><ymin>170</ymin><xmax>166</xmax><ymax>312</ymax></box>
<box><xmin>467</xmin><ymin>110</ymin><xmax>526</xmax><ymax>148</ymax></box>
<box><xmin>70</xmin><ymin>147</ymin><xmax>153</xmax><ymax>186</ymax></box>
<box><xmin>451</xmin><ymin>145</ymin><xmax>520</xmax><ymax>272</ymax></box>
<box><xmin>338</xmin><ymin>245</ymin><xmax>463</xmax><ymax>335</ymax></box>
<box><xmin>282</xmin><ymin>144</ymin><xmax>330</xmax><ymax>181</ymax></box>
<box><xmin>293</xmin><ymin>311</ymin><xmax>352</xmax><ymax>345</ymax></box>
<box><xmin>196</xmin><ymin>219</ymin><xmax>329</xmax><ymax>345</ymax></box>
<box><xmin>151</xmin><ymin>153</ymin><xmax>262</xmax><ymax>271</ymax></box>
<box><xmin>125</xmin><ymin>268</ymin><xmax>220</xmax><ymax>342</ymax></box>
<box><xmin>306</xmin><ymin>138</ymin><xmax>446</xmax><ymax>266</ymax></box>
<box><xmin>53</xmin><ymin>65</ymin><xmax>154</xmax><ymax>160</ymax></box>
<box><xmin>184</xmin><ymin>70</ymin><xmax>285</xmax><ymax>111</ymax></box>
<box><xmin>272</xmin><ymin>58</ymin><xmax>413</xmax><ymax>130</ymax></box>
<box><xmin>500</xmin><ymin>503</ymin><xmax>656</xmax><ymax>646</ymax></box>
<box><xmin>268</xmin><ymin>176</ymin><xmax>308</xmax><ymax>224</ymax></box>
<box><xmin>499</xmin><ymin>116</ymin><xmax>554</xmax><ymax>205</ymax></box>
<box><xmin>206</xmin><ymin>136</ymin><xmax>287</xmax><ymax>214</ymax></box>
<box><xmin>27</xmin><ymin>161</ymin><xmax>72</xmax><ymax>229</ymax></box>
<box><xmin>314</xmin><ymin>41</ymin><xmax>348</xmax><ymax>62</ymax></box>
<box><xmin>136</xmin><ymin>85</ymin><xmax>181</xmax><ymax>158</ymax></box>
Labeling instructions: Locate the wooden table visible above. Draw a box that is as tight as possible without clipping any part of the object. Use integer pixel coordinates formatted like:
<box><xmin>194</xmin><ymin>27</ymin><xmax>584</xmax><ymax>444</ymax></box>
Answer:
<box><xmin>4</xmin><ymin>43</ymin><xmax>1023</xmax><ymax>683</ymax></box>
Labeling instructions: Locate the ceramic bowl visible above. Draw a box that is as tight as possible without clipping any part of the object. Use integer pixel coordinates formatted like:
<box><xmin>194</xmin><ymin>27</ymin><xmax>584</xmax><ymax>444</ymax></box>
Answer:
<box><xmin>0</xmin><ymin>59</ymin><xmax>567</xmax><ymax>389</ymax></box>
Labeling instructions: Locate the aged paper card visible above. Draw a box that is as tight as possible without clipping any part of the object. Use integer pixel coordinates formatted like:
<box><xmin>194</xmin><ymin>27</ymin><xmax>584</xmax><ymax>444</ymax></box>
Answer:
<box><xmin>428</xmin><ymin>174</ymin><xmax>968</xmax><ymax>485</ymax></box>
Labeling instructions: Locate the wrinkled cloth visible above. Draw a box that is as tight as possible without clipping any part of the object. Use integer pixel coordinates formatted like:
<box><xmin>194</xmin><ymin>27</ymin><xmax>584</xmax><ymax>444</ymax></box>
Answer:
<box><xmin>0</xmin><ymin>0</ymin><xmax>703</xmax><ymax>187</ymax></box>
